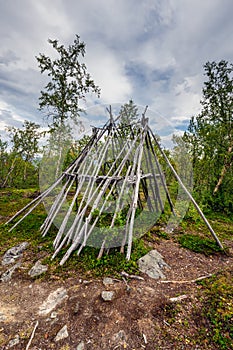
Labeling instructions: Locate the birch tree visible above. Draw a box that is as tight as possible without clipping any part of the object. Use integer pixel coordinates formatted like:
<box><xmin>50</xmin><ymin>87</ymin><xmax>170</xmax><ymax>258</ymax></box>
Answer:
<box><xmin>184</xmin><ymin>60</ymin><xmax>233</xmax><ymax>212</ymax></box>
<box><xmin>36</xmin><ymin>35</ymin><xmax>100</xmax><ymax>177</ymax></box>
<box><xmin>2</xmin><ymin>121</ymin><xmax>41</xmax><ymax>187</ymax></box>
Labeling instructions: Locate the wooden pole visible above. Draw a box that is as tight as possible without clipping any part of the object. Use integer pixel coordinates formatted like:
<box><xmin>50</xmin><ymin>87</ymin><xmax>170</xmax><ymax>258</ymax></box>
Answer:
<box><xmin>149</xmin><ymin>127</ymin><xmax>224</xmax><ymax>250</ymax></box>
<box><xmin>126</xmin><ymin>129</ymin><xmax>146</xmax><ymax>260</ymax></box>
<box><xmin>146</xmin><ymin>131</ymin><xmax>175</xmax><ymax>214</ymax></box>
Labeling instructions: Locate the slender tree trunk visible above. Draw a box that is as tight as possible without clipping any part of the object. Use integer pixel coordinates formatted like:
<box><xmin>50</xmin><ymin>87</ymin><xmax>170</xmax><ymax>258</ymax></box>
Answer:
<box><xmin>2</xmin><ymin>157</ymin><xmax>17</xmax><ymax>188</ymax></box>
<box><xmin>23</xmin><ymin>162</ymin><xmax>28</xmax><ymax>181</ymax></box>
<box><xmin>55</xmin><ymin>145</ymin><xmax>63</xmax><ymax>179</ymax></box>
<box><xmin>213</xmin><ymin>143</ymin><xmax>233</xmax><ymax>194</ymax></box>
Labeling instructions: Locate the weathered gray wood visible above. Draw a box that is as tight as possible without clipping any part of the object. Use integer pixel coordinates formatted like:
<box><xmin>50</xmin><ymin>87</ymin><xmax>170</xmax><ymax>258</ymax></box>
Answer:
<box><xmin>59</xmin><ymin>130</ymin><xmax>142</xmax><ymax>263</ymax></box>
<box><xmin>41</xmin><ymin>177</ymin><xmax>75</xmax><ymax>237</ymax></box>
<box><xmin>6</xmin><ymin>174</ymin><xmax>65</xmax><ymax>227</ymax></box>
<box><xmin>126</xmin><ymin>130</ymin><xmax>146</xmax><ymax>260</ymax></box>
<box><xmin>143</xmin><ymin>141</ymin><xmax>162</xmax><ymax>211</ymax></box>
<box><xmin>146</xmin><ymin>131</ymin><xmax>175</xmax><ymax>214</ymax></box>
<box><xmin>53</xmin><ymin>135</ymin><xmax>108</xmax><ymax>249</ymax></box>
<box><xmin>97</xmin><ymin>165</ymin><xmax>133</xmax><ymax>259</ymax></box>
<box><xmin>6</xmin><ymin>106</ymin><xmax>224</xmax><ymax>265</ymax></box>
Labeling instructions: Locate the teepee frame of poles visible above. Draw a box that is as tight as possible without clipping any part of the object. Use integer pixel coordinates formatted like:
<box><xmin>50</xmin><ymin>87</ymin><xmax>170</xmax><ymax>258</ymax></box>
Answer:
<box><xmin>6</xmin><ymin>106</ymin><xmax>224</xmax><ymax>264</ymax></box>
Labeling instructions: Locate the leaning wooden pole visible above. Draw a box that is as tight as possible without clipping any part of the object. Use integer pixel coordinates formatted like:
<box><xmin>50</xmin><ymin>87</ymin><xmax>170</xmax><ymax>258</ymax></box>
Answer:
<box><xmin>5</xmin><ymin>118</ymin><xmax>108</xmax><ymax>228</ymax></box>
<box><xmin>149</xmin><ymin>127</ymin><xmax>224</xmax><ymax>250</ymax></box>
<box><xmin>126</xmin><ymin>126</ymin><xmax>147</xmax><ymax>260</ymax></box>
<box><xmin>146</xmin><ymin>131</ymin><xmax>175</xmax><ymax>214</ymax></box>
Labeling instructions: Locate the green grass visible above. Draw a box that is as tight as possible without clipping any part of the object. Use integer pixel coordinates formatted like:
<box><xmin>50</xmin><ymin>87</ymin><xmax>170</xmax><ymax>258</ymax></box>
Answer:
<box><xmin>0</xmin><ymin>188</ymin><xmax>232</xmax><ymax>279</ymax></box>
<box><xmin>0</xmin><ymin>188</ymin><xmax>150</xmax><ymax>279</ymax></box>
<box><xmin>152</xmin><ymin>270</ymin><xmax>233</xmax><ymax>350</ymax></box>
<box><xmin>39</xmin><ymin>238</ymin><xmax>150</xmax><ymax>279</ymax></box>
<box><xmin>197</xmin><ymin>270</ymin><xmax>233</xmax><ymax>349</ymax></box>
<box><xmin>177</xmin><ymin>233</ymin><xmax>223</xmax><ymax>255</ymax></box>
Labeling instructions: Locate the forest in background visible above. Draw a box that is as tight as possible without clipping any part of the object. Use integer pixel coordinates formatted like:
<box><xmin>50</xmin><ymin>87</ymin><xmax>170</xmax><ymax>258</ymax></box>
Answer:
<box><xmin>0</xmin><ymin>39</ymin><xmax>232</xmax><ymax>216</ymax></box>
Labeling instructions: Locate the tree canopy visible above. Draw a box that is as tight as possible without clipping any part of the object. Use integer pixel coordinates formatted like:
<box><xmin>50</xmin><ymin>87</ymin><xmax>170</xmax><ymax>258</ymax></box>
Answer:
<box><xmin>182</xmin><ymin>60</ymin><xmax>233</xmax><ymax>212</ymax></box>
<box><xmin>36</xmin><ymin>35</ymin><xmax>100</xmax><ymax>132</ymax></box>
<box><xmin>0</xmin><ymin>121</ymin><xmax>42</xmax><ymax>188</ymax></box>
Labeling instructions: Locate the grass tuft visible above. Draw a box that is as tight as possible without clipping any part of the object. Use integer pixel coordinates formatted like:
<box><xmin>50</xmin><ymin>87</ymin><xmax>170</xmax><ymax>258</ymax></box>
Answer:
<box><xmin>177</xmin><ymin>233</ymin><xmax>223</xmax><ymax>255</ymax></box>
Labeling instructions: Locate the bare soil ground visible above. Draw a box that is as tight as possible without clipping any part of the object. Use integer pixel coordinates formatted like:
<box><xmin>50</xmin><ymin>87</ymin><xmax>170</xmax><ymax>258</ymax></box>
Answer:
<box><xmin>0</xmin><ymin>238</ymin><xmax>232</xmax><ymax>350</ymax></box>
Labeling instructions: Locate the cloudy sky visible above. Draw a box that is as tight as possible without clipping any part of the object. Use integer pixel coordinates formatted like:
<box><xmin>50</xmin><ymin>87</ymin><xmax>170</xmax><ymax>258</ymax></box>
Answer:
<box><xmin>0</xmin><ymin>0</ymin><xmax>233</xmax><ymax>142</ymax></box>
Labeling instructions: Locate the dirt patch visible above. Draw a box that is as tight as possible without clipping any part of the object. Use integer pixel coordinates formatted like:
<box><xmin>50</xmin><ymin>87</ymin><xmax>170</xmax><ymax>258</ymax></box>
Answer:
<box><xmin>0</xmin><ymin>239</ymin><xmax>232</xmax><ymax>349</ymax></box>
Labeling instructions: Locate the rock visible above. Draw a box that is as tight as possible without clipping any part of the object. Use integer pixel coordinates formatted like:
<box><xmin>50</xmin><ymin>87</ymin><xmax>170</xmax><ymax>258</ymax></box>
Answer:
<box><xmin>112</xmin><ymin>330</ymin><xmax>127</xmax><ymax>347</ymax></box>
<box><xmin>2</xmin><ymin>242</ymin><xmax>28</xmax><ymax>265</ymax></box>
<box><xmin>103</xmin><ymin>277</ymin><xmax>114</xmax><ymax>286</ymax></box>
<box><xmin>76</xmin><ymin>341</ymin><xmax>85</xmax><ymax>350</ymax></box>
<box><xmin>54</xmin><ymin>325</ymin><xmax>69</xmax><ymax>342</ymax></box>
<box><xmin>0</xmin><ymin>306</ymin><xmax>17</xmax><ymax>323</ymax></box>
<box><xmin>0</xmin><ymin>312</ymin><xmax>7</xmax><ymax>322</ymax></box>
<box><xmin>7</xmin><ymin>334</ymin><xmax>20</xmax><ymax>348</ymax></box>
<box><xmin>138</xmin><ymin>250</ymin><xmax>170</xmax><ymax>279</ymax></box>
<box><xmin>101</xmin><ymin>291</ymin><xmax>115</xmax><ymax>301</ymax></box>
<box><xmin>28</xmin><ymin>260</ymin><xmax>48</xmax><ymax>277</ymax></box>
<box><xmin>50</xmin><ymin>311</ymin><xmax>58</xmax><ymax>319</ymax></box>
<box><xmin>38</xmin><ymin>287</ymin><xmax>68</xmax><ymax>316</ymax></box>
<box><xmin>0</xmin><ymin>263</ymin><xmax>21</xmax><ymax>282</ymax></box>
<box><xmin>73</xmin><ymin>301</ymin><xmax>80</xmax><ymax>314</ymax></box>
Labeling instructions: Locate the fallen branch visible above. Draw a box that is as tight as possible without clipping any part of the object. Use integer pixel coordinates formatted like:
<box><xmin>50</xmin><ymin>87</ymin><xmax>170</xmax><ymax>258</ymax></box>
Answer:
<box><xmin>25</xmin><ymin>320</ymin><xmax>39</xmax><ymax>350</ymax></box>
<box><xmin>120</xmin><ymin>271</ymin><xmax>144</xmax><ymax>281</ymax></box>
<box><xmin>160</xmin><ymin>274</ymin><xmax>213</xmax><ymax>284</ymax></box>
<box><xmin>169</xmin><ymin>294</ymin><xmax>188</xmax><ymax>302</ymax></box>
<box><xmin>122</xmin><ymin>276</ymin><xmax>131</xmax><ymax>292</ymax></box>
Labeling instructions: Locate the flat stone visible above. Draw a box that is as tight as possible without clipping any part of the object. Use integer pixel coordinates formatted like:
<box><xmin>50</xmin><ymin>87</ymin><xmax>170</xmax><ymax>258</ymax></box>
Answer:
<box><xmin>0</xmin><ymin>306</ymin><xmax>17</xmax><ymax>323</ymax></box>
<box><xmin>101</xmin><ymin>291</ymin><xmax>115</xmax><ymax>301</ymax></box>
<box><xmin>54</xmin><ymin>325</ymin><xmax>69</xmax><ymax>342</ymax></box>
<box><xmin>111</xmin><ymin>330</ymin><xmax>127</xmax><ymax>348</ymax></box>
<box><xmin>2</xmin><ymin>242</ymin><xmax>28</xmax><ymax>265</ymax></box>
<box><xmin>0</xmin><ymin>312</ymin><xmax>7</xmax><ymax>322</ymax></box>
<box><xmin>112</xmin><ymin>330</ymin><xmax>127</xmax><ymax>343</ymax></box>
<box><xmin>73</xmin><ymin>301</ymin><xmax>80</xmax><ymax>314</ymax></box>
<box><xmin>138</xmin><ymin>250</ymin><xmax>170</xmax><ymax>279</ymax></box>
<box><xmin>0</xmin><ymin>263</ymin><xmax>21</xmax><ymax>282</ymax></box>
<box><xmin>76</xmin><ymin>341</ymin><xmax>85</xmax><ymax>350</ymax></box>
<box><xmin>50</xmin><ymin>311</ymin><xmax>58</xmax><ymax>319</ymax></box>
<box><xmin>103</xmin><ymin>277</ymin><xmax>114</xmax><ymax>286</ymax></box>
<box><xmin>7</xmin><ymin>334</ymin><xmax>20</xmax><ymax>348</ymax></box>
<box><xmin>28</xmin><ymin>260</ymin><xmax>48</xmax><ymax>277</ymax></box>
<box><xmin>38</xmin><ymin>287</ymin><xmax>68</xmax><ymax>316</ymax></box>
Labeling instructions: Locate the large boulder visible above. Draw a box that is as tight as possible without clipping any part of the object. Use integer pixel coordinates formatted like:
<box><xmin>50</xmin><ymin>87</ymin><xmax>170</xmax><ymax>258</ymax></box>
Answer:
<box><xmin>138</xmin><ymin>250</ymin><xmax>170</xmax><ymax>279</ymax></box>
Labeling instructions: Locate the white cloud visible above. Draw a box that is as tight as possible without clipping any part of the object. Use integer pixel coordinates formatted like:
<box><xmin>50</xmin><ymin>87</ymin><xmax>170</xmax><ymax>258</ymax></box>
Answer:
<box><xmin>0</xmin><ymin>0</ymin><xmax>233</xmax><ymax>138</ymax></box>
<box><xmin>85</xmin><ymin>45</ymin><xmax>132</xmax><ymax>103</ymax></box>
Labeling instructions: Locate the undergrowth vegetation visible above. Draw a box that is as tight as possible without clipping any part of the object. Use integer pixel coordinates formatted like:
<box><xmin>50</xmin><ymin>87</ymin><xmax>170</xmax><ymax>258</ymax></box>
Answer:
<box><xmin>0</xmin><ymin>188</ymin><xmax>150</xmax><ymax>278</ymax></box>
<box><xmin>0</xmin><ymin>189</ymin><xmax>232</xmax><ymax>275</ymax></box>
<box><xmin>0</xmin><ymin>189</ymin><xmax>232</xmax><ymax>349</ymax></box>
<box><xmin>177</xmin><ymin>234</ymin><xmax>223</xmax><ymax>255</ymax></box>
<box><xmin>197</xmin><ymin>270</ymin><xmax>233</xmax><ymax>349</ymax></box>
